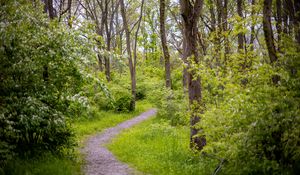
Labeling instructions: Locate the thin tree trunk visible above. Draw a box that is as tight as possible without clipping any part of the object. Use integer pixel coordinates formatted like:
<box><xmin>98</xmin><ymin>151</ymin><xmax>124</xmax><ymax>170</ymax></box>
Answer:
<box><xmin>160</xmin><ymin>0</ymin><xmax>172</xmax><ymax>88</ymax></box>
<box><xmin>104</xmin><ymin>0</ymin><xmax>111</xmax><ymax>82</ymax></box>
<box><xmin>223</xmin><ymin>0</ymin><xmax>229</xmax><ymax>65</ymax></box>
<box><xmin>250</xmin><ymin>0</ymin><xmax>256</xmax><ymax>51</ymax></box>
<box><xmin>133</xmin><ymin>0</ymin><xmax>145</xmax><ymax>76</ymax></box>
<box><xmin>98</xmin><ymin>54</ymin><xmax>103</xmax><ymax>71</ymax></box>
<box><xmin>237</xmin><ymin>0</ymin><xmax>244</xmax><ymax>52</ymax></box>
<box><xmin>216</xmin><ymin>0</ymin><xmax>222</xmax><ymax>66</ymax></box>
<box><xmin>182</xmin><ymin>32</ymin><xmax>188</xmax><ymax>92</ymax></box>
<box><xmin>120</xmin><ymin>0</ymin><xmax>136</xmax><ymax>110</ymax></box>
<box><xmin>276</xmin><ymin>0</ymin><xmax>282</xmax><ymax>45</ymax></box>
<box><xmin>263</xmin><ymin>0</ymin><xmax>278</xmax><ymax>64</ymax></box>
<box><xmin>294</xmin><ymin>0</ymin><xmax>300</xmax><ymax>44</ymax></box>
<box><xmin>282</xmin><ymin>0</ymin><xmax>288</xmax><ymax>34</ymax></box>
<box><xmin>47</xmin><ymin>0</ymin><xmax>56</xmax><ymax>19</ymax></box>
<box><xmin>43</xmin><ymin>0</ymin><xmax>57</xmax><ymax>81</ymax></box>
<box><xmin>180</xmin><ymin>0</ymin><xmax>206</xmax><ymax>150</ymax></box>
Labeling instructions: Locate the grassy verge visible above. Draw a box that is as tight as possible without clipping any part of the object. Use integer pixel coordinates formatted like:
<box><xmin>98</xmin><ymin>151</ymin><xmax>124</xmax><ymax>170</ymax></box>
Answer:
<box><xmin>73</xmin><ymin>100</ymin><xmax>152</xmax><ymax>143</ymax></box>
<box><xmin>0</xmin><ymin>101</ymin><xmax>152</xmax><ymax>175</ymax></box>
<box><xmin>108</xmin><ymin>118</ymin><xmax>217</xmax><ymax>175</ymax></box>
<box><xmin>0</xmin><ymin>154</ymin><xmax>81</xmax><ymax>175</ymax></box>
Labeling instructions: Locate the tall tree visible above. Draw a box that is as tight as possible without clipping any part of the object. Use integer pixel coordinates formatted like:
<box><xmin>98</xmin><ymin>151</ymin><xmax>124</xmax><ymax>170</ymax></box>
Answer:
<box><xmin>160</xmin><ymin>0</ymin><xmax>172</xmax><ymax>88</ymax></box>
<box><xmin>43</xmin><ymin>0</ymin><xmax>57</xmax><ymax>81</ymax></box>
<box><xmin>180</xmin><ymin>0</ymin><xmax>206</xmax><ymax>150</ymax></box>
<box><xmin>120</xmin><ymin>0</ymin><xmax>136</xmax><ymax>110</ymax></box>
<box><xmin>295</xmin><ymin>0</ymin><xmax>300</xmax><ymax>44</ymax></box>
<box><xmin>250</xmin><ymin>0</ymin><xmax>256</xmax><ymax>51</ymax></box>
<box><xmin>133</xmin><ymin>0</ymin><xmax>145</xmax><ymax>80</ymax></box>
<box><xmin>276</xmin><ymin>0</ymin><xmax>282</xmax><ymax>44</ymax></box>
<box><xmin>237</xmin><ymin>0</ymin><xmax>244</xmax><ymax>52</ymax></box>
<box><xmin>263</xmin><ymin>0</ymin><xmax>278</xmax><ymax>64</ymax></box>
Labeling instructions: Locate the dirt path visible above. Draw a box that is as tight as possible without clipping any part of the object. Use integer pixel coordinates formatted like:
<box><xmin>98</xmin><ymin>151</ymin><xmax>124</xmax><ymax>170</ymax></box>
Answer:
<box><xmin>82</xmin><ymin>109</ymin><xmax>157</xmax><ymax>175</ymax></box>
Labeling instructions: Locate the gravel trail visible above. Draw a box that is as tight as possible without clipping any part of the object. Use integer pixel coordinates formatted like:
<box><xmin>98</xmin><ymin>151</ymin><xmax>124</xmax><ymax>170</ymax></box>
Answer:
<box><xmin>82</xmin><ymin>109</ymin><xmax>157</xmax><ymax>175</ymax></box>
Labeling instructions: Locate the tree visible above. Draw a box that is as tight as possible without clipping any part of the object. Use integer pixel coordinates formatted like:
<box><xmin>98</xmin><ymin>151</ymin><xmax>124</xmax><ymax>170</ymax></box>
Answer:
<box><xmin>237</xmin><ymin>0</ymin><xmax>245</xmax><ymax>52</ymax></box>
<box><xmin>263</xmin><ymin>0</ymin><xmax>278</xmax><ymax>64</ymax></box>
<box><xmin>120</xmin><ymin>0</ymin><xmax>136</xmax><ymax>110</ymax></box>
<box><xmin>160</xmin><ymin>0</ymin><xmax>172</xmax><ymax>88</ymax></box>
<box><xmin>180</xmin><ymin>0</ymin><xmax>206</xmax><ymax>150</ymax></box>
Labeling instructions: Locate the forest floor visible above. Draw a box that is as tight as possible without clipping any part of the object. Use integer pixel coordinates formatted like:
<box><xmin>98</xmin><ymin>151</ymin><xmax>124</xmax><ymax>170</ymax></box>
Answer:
<box><xmin>81</xmin><ymin>109</ymin><xmax>157</xmax><ymax>175</ymax></box>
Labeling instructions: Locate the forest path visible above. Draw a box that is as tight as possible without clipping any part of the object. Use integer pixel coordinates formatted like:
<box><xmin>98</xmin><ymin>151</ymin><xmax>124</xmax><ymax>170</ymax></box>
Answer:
<box><xmin>82</xmin><ymin>109</ymin><xmax>157</xmax><ymax>175</ymax></box>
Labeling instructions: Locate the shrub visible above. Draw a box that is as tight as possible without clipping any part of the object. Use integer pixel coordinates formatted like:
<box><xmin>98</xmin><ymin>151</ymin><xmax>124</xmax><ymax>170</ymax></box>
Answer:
<box><xmin>0</xmin><ymin>1</ymin><xmax>96</xmax><ymax>161</ymax></box>
<box><xmin>148</xmin><ymin>87</ymin><xmax>189</xmax><ymax>126</ymax></box>
<box><xmin>199</xmin><ymin>59</ymin><xmax>300</xmax><ymax>174</ymax></box>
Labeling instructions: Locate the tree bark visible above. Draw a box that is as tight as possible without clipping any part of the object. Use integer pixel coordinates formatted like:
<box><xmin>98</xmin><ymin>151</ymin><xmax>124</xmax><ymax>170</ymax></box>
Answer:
<box><xmin>133</xmin><ymin>0</ymin><xmax>145</xmax><ymax>80</ymax></box>
<box><xmin>182</xmin><ymin>31</ymin><xmax>188</xmax><ymax>92</ymax></box>
<box><xmin>294</xmin><ymin>0</ymin><xmax>300</xmax><ymax>44</ymax></box>
<box><xmin>263</xmin><ymin>0</ymin><xmax>278</xmax><ymax>64</ymax></box>
<box><xmin>160</xmin><ymin>0</ymin><xmax>172</xmax><ymax>88</ymax></box>
<box><xmin>104</xmin><ymin>0</ymin><xmax>111</xmax><ymax>82</ymax></box>
<box><xmin>237</xmin><ymin>0</ymin><xmax>244</xmax><ymax>52</ymax></box>
<box><xmin>250</xmin><ymin>0</ymin><xmax>256</xmax><ymax>51</ymax></box>
<box><xmin>276</xmin><ymin>0</ymin><xmax>282</xmax><ymax>44</ymax></box>
<box><xmin>180</xmin><ymin>0</ymin><xmax>206</xmax><ymax>150</ymax></box>
<box><xmin>43</xmin><ymin>0</ymin><xmax>57</xmax><ymax>82</ymax></box>
<box><xmin>47</xmin><ymin>0</ymin><xmax>57</xmax><ymax>19</ymax></box>
<box><xmin>120</xmin><ymin>0</ymin><xmax>136</xmax><ymax>110</ymax></box>
<box><xmin>223</xmin><ymin>0</ymin><xmax>229</xmax><ymax>64</ymax></box>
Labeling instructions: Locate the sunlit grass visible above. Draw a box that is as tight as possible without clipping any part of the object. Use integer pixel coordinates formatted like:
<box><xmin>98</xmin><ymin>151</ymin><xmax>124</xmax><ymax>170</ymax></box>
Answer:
<box><xmin>108</xmin><ymin>118</ymin><xmax>217</xmax><ymax>175</ymax></box>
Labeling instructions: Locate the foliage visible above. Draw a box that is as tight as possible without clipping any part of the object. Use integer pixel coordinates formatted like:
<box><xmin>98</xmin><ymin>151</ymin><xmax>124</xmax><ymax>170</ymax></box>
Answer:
<box><xmin>197</xmin><ymin>48</ymin><xmax>300</xmax><ymax>174</ymax></box>
<box><xmin>148</xmin><ymin>86</ymin><xmax>189</xmax><ymax>126</ymax></box>
<box><xmin>0</xmin><ymin>0</ymin><xmax>97</xmax><ymax>162</ymax></box>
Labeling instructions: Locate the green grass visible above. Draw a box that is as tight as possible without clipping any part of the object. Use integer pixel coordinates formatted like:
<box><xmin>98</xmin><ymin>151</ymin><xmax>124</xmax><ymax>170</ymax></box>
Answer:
<box><xmin>0</xmin><ymin>154</ymin><xmax>81</xmax><ymax>175</ymax></box>
<box><xmin>108</xmin><ymin>118</ymin><xmax>217</xmax><ymax>175</ymax></box>
<box><xmin>73</xmin><ymin>100</ymin><xmax>152</xmax><ymax>142</ymax></box>
<box><xmin>0</xmin><ymin>101</ymin><xmax>152</xmax><ymax>175</ymax></box>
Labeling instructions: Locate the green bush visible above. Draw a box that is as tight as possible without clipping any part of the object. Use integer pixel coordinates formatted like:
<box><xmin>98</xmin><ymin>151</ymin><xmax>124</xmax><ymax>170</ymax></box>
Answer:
<box><xmin>111</xmin><ymin>86</ymin><xmax>133</xmax><ymax>112</ymax></box>
<box><xmin>0</xmin><ymin>0</ymin><xmax>96</xmax><ymax>162</ymax></box>
<box><xmin>148</xmin><ymin>87</ymin><xmax>189</xmax><ymax>126</ymax></box>
<box><xmin>198</xmin><ymin>56</ymin><xmax>300</xmax><ymax>174</ymax></box>
<box><xmin>114</xmin><ymin>95</ymin><xmax>133</xmax><ymax>112</ymax></box>
<box><xmin>136</xmin><ymin>85</ymin><xmax>147</xmax><ymax>100</ymax></box>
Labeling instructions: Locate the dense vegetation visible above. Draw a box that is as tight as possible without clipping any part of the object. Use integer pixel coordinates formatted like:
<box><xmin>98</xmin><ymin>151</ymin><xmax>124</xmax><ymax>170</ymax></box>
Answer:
<box><xmin>1</xmin><ymin>0</ymin><xmax>300</xmax><ymax>174</ymax></box>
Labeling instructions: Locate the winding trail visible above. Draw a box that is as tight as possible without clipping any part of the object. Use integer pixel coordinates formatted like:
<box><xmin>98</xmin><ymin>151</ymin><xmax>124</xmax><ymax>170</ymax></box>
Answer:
<box><xmin>82</xmin><ymin>109</ymin><xmax>157</xmax><ymax>175</ymax></box>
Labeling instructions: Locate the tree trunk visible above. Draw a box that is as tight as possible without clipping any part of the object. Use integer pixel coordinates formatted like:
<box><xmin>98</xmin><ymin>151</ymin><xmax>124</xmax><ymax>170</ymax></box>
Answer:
<box><xmin>237</xmin><ymin>0</ymin><xmax>244</xmax><ymax>52</ymax></box>
<box><xmin>160</xmin><ymin>0</ymin><xmax>172</xmax><ymax>88</ymax></box>
<box><xmin>263</xmin><ymin>0</ymin><xmax>278</xmax><ymax>64</ymax></box>
<box><xmin>223</xmin><ymin>0</ymin><xmax>229</xmax><ymax>64</ymax></box>
<box><xmin>43</xmin><ymin>0</ymin><xmax>57</xmax><ymax>82</ymax></box>
<box><xmin>276</xmin><ymin>0</ymin><xmax>282</xmax><ymax>44</ymax></box>
<box><xmin>182</xmin><ymin>32</ymin><xmax>188</xmax><ymax>92</ymax></box>
<box><xmin>133</xmin><ymin>0</ymin><xmax>145</xmax><ymax>84</ymax></box>
<box><xmin>282</xmin><ymin>0</ymin><xmax>288</xmax><ymax>33</ymax></box>
<box><xmin>120</xmin><ymin>0</ymin><xmax>136</xmax><ymax>110</ymax></box>
<box><xmin>294</xmin><ymin>0</ymin><xmax>300</xmax><ymax>44</ymax></box>
<box><xmin>216</xmin><ymin>0</ymin><xmax>222</xmax><ymax>66</ymax></box>
<box><xmin>104</xmin><ymin>0</ymin><xmax>111</xmax><ymax>82</ymax></box>
<box><xmin>47</xmin><ymin>0</ymin><xmax>56</xmax><ymax>19</ymax></box>
<box><xmin>250</xmin><ymin>0</ymin><xmax>256</xmax><ymax>51</ymax></box>
<box><xmin>98</xmin><ymin>54</ymin><xmax>104</xmax><ymax>71</ymax></box>
<box><xmin>180</xmin><ymin>0</ymin><xmax>206</xmax><ymax>150</ymax></box>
